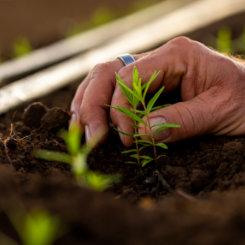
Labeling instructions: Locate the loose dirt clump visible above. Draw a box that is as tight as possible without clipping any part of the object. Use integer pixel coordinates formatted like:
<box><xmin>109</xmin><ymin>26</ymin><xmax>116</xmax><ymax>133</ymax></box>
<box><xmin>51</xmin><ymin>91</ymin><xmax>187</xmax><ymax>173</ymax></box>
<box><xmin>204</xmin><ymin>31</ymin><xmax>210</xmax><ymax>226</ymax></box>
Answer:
<box><xmin>23</xmin><ymin>102</ymin><xmax>48</xmax><ymax>128</ymax></box>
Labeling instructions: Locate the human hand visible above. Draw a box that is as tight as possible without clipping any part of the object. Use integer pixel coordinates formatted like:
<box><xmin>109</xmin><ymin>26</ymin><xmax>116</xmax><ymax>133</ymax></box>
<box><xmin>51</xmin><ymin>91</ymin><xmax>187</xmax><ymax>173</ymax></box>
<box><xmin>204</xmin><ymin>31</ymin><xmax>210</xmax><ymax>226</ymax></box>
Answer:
<box><xmin>70</xmin><ymin>36</ymin><xmax>245</xmax><ymax>146</ymax></box>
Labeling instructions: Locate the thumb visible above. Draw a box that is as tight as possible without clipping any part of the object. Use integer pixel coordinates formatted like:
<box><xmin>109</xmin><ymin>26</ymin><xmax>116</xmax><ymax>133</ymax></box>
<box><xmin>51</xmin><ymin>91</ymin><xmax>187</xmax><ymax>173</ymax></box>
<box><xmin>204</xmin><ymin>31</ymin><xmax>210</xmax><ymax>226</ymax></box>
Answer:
<box><xmin>139</xmin><ymin>90</ymin><xmax>220</xmax><ymax>143</ymax></box>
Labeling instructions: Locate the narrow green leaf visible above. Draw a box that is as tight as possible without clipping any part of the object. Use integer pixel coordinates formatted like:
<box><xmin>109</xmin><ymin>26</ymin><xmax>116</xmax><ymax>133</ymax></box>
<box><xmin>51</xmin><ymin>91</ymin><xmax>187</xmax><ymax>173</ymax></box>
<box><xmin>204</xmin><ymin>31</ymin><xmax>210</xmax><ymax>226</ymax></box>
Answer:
<box><xmin>117</xmin><ymin>78</ymin><xmax>133</xmax><ymax>106</ymax></box>
<box><xmin>132</xmin><ymin>96</ymin><xmax>140</xmax><ymax>109</ymax></box>
<box><xmin>109</xmin><ymin>105</ymin><xmax>147</xmax><ymax>126</ymax></box>
<box><xmin>157</xmin><ymin>155</ymin><xmax>166</xmax><ymax>159</ymax></box>
<box><xmin>121</xmin><ymin>149</ymin><xmax>137</xmax><ymax>154</ymax></box>
<box><xmin>35</xmin><ymin>149</ymin><xmax>72</xmax><ymax>164</ymax></box>
<box><xmin>139</xmin><ymin>145</ymin><xmax>150</xmax><ymax>151</ymax></box>
<box><xmin>60</xmin><ymin>124</ymin><xmax>81</xmax><ymax>154</ymax></box>
<box><xmin>154</xmin><ymin>127</ymin><xmax>166</xmax><ymax>135</ymax></box>
<box><xmin>131</xmin><ymin>109</ymin><xmax>147</xmax><ymax>116</ymax></box>
<box><xmin>155</xmin><ymin>143</ymin><xmax>168</xmax><ymax>149</ymax></box>
<box><xmin>115</xmin><ymin>73</ymin><xmax>142</xmax><ymax>101</ymax></box>
<box><xmin>133</xmin><ymin>81</ymin><xmax>140</xmax><ymax>97</ymax></box>
<box><xmin>147</xmin><ymin>86</ymin><xmax>165</xmax><ymax>113</ymax></box>
<box><xmin>153</xmin><ymin>124</ymin><xmax>180</xmax><ymax>135</ymax></box>
<box><xmin>130</xmin><ymin>154</ymin><xmax>139</xmax><ymax>159</ymax></box>
<box><xmin>114</xmin><ymin>127</ymin><xmax>134</xmax><ymax>137</ymax></box>
<box><xmin>125</xmin><ymin>161</ymin><xmax>137</xmax><ymax>165</ymax></box>
<box><xmin>141</xmin><ymin>159</ymin><xmax>154</xmax><ymax>167</ymax></box>
<box><xmin>150</xmin><ymin>105</ymin><xmax>163</xmax><ymax>111</ymax></box>
<box><xmin>133</xmin><ymin>133</ymin><xmax>153</xmax><ymax>138</ymax></box>
<box><xmin>150</xmin><ymin>103</ymin><xmax>172</xmax><ymax>112</ymax></box>
<box><xmin>140</xmin><ymin>155</ymin><xmax>153</xmax><ymax>160</ymax></box>
<box><xmin>143</xmin><ymin>71</ymin><xmax>160</xmax><ymax>100</ymax></box>
<box><xmin>133</xmin><ymin>66</ymin><xmax>139</xmax><ymax>87</ymax></box>
<box><xmin>117</xmin><ymin>106</ymin><xmax>148</xmax><ymax>126</ymax></box>
<box><xmin>134</xmin><ymin>140</ymin><xmax>153</xmax><ymax>145</ymax></box>
<box><xmin>138</xmin><ymin>78</ymin><xmax>142</xmax><ymax>97</ymax></box>
<box><xmin>151</xmin><ymin>123</ymin><xmax>180</xmax><ymax>129</ymax></box>
<box><xmin>86</xmin><ymin>171</ymin><xmax>116</xmax><ymax>191</ymax></box>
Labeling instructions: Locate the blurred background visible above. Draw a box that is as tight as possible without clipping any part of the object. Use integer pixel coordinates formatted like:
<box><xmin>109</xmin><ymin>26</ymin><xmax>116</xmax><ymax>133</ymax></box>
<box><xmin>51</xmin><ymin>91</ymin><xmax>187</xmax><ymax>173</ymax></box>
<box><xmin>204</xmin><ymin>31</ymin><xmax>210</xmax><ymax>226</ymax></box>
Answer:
<box><xmin>0</xmin><ymin>0</ymin><xmax>245</xmax><ymax>114</ymax></box>
<box><xmin>0</xmin><ymin>0</ymin><xmax>245</xmax><ymax>62</ymax></box>
<box><xmin>0</xmin><ymin>0</ymin><xmax>163</xmax><ymax>61</ymax></box>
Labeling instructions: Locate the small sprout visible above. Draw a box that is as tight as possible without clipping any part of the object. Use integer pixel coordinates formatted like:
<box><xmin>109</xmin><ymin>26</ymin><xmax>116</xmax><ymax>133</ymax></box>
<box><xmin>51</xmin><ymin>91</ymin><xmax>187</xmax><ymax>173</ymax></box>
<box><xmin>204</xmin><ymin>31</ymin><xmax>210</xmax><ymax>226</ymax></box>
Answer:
<box><xmin>106</xmin><ymin>66</ymin><xmax>180</xmax><ymax>168</ymax></box>
<box><xmin>3</xmin><ymin>209</ymin><xmax>60</xmax><ymax>245</ymax></box>
<box><xmin>13</xmin><ymin>37</ymin><xmax>32</xmax><ymax>58</ymax></box>
<box><xmin>216</xmin><ymin>27</ymin><xmax>232</xmax><ymax>54</ymax></box>
<box><xmin>35</xmin><ymin>124</ymin><xmax>117</xmax><ymax>191</ymax></box>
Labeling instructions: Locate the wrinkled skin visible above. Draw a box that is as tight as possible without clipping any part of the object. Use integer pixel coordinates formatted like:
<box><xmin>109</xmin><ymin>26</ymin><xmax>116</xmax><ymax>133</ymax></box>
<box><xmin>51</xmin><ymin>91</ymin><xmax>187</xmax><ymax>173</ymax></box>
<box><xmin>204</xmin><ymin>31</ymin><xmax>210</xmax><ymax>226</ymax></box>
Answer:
<box><xmin>71</xmin><ymin>36</ymin><xmax>245</xmax><ymax>147</ymax></box>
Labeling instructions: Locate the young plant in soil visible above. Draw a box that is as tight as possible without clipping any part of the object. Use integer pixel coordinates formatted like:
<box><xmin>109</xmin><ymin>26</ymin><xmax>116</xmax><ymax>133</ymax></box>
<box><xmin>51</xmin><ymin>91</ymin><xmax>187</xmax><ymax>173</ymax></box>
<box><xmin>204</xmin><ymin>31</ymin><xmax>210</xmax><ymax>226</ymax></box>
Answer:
<box><xmin>35</xmin><ymin>124</ymin><xmax>117</xmax><ymax>191</ymax></box>
<box><xmin>1</xmin><ymin>209</ymin><xmax>60</xmax><ymax>245</ymax></box>
<box><xmin>107</xmin><ymin>66</ymin><xmax>180</xmax><ymax>169</ymax></box>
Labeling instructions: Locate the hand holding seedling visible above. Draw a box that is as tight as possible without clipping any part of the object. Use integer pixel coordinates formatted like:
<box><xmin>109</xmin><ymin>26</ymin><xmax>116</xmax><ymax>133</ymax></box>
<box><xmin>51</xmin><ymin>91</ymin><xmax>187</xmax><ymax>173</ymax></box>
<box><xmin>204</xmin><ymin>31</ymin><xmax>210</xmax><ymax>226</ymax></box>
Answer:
<box><xmin>71</xmin><ymin>36</ymin><xmax>245</xmax><ymax>146</ymax></box>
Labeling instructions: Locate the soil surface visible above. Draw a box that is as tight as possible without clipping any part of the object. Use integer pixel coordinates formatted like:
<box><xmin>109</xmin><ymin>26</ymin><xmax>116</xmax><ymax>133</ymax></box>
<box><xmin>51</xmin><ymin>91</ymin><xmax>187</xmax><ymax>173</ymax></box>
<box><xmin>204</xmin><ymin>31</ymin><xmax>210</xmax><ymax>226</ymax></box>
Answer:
<box><xmin>0</xmin><ymin>87</ymin><xmax>245</xmax><ymax>245</ymax></box>
<box><xmin>1</xmin><ymin>92</ymin><xmax>245</xmax><ymax>244</ymax></box>
<box><xmin>1</xmin><ymin>10</ymin><xmax>245</xmax><ymax>245</ymax></box>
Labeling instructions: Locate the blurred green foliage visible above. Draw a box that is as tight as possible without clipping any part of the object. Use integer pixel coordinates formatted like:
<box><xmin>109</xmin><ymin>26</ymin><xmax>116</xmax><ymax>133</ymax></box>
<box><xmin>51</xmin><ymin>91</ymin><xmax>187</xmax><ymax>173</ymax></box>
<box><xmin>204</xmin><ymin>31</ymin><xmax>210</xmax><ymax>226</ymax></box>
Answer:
<box><xmin>13</xmin><ymin>37</ymin><xmax>32</xmax><ymax>58</ymax></box>
<box><xmin>66</xmin><ymin>0</ymin><xmax>162</xmax><ymax>37</ymax></box>
<box><xmin>216</xmin><ymin>26</ymin><xmax>245</xmax><ymax>54</ymax></box>
<box><xmin>216</xmin><ymin>27</ymin><xmax>232</xmax><ymax>53</ymax></box>
<box><xmin>13</xmin><ymin>209</ymin><xmax>59</xmax><ymax>245</ymax></box>
<box><xmin>0</xmin><ymin>209</ymin><xmax>61</xmax><ymax>245</ymax></box>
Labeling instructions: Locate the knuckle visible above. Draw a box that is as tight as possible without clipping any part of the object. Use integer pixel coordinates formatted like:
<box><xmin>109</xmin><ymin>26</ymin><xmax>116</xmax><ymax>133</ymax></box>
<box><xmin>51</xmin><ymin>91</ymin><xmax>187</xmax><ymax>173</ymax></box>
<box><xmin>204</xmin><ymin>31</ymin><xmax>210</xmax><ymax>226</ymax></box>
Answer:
<box><xmin>168</xmin><ymin>36</ymin><xmax>192</xmax><ymax>46</ymax></box>
<box><xmin>90</xmin><ymin>62</ymin><xmax>110</xmax><ymax>80</ymax></box>
<box><xmin>117</xmin><ymin>65</ymin><xmax>131</xmax><ymax>80</ymax></box>
<box><xmin>165</xmin><ymin>36</ymin><xmax>194</xmax><ymax>54</ymax></box>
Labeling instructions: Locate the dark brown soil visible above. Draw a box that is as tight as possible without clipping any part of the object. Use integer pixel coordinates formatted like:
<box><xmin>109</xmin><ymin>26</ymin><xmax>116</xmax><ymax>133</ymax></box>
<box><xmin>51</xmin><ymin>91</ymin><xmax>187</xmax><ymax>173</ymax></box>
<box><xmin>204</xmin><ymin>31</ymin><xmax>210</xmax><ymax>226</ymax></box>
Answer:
<box><xmin>1</xmin><ymin>99</ymin><xmax>245</xmax><ymax>245</ymax></box>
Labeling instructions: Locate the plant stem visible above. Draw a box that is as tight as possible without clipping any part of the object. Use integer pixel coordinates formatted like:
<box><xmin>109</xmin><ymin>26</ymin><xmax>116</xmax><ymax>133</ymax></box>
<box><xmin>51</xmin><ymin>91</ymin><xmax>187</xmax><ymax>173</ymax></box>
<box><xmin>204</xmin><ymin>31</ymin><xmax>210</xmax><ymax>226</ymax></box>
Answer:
<box><xmin>133</xmin><ymin>120</ymin><xmax>141</xmax><ymax>170</ymax></box>
<box><xmin>142</xmin><ymin>104</ymin><xmax>158</xmax><ymax>165</ymax></box>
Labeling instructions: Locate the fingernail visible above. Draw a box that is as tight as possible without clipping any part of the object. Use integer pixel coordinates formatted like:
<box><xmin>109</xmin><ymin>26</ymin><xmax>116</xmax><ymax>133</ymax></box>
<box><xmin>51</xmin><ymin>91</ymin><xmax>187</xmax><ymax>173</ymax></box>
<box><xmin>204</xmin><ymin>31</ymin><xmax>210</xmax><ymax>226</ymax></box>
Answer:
<box><xmin>117</xmin><ymin>126</ymin><xmax>124</xmax><ymax>143</ymax></box>
<box><xmin>85</xmin><ymin>125</ymin><xmax>91</xmax><ymax>142</ymax></box>
<box><xmin>149</xmin><ymin>117</ymin><xmax>169</xmax><ymax>142</ymax></box>
<box><xmin>69</xmin><ymin>113</ymin><xmax>77</xmax><ymax>130</ymax></box>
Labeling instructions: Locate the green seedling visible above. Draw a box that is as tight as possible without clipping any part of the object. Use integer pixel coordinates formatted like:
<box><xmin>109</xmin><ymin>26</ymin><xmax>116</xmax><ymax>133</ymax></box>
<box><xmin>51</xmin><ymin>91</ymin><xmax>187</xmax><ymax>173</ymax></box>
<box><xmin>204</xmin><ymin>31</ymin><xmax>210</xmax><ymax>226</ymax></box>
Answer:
<box><xmin>106</xmin><ymin>66</ymin><xmax>180</xmax><ymax>168</ymax></box>
<box><xmin>13</xmin><ymin>37</ymin><xmax>32</xmax><ymax>58</ymax></box>
<box><xmin>35</xmin><ymin>124</ymin><xmax>117</xmax><ymax>191</ymax></box>
<box><xmin>216</xmin><ymin>27</ymin><xmax>233</xmax><ymax>54</ymax></box>
<box><xmin>1</xmin><ymin>209</ymin><xmax>60</xmax><ymax>245</ymax></box>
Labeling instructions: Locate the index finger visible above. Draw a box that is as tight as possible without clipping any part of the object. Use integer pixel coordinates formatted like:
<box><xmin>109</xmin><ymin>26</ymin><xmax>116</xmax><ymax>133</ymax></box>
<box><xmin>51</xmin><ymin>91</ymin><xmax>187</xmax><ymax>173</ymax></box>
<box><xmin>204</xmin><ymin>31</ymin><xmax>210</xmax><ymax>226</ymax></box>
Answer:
<box><xmin>77</xmin><ymin>59</ymin><xmax>125</xmax><ymax>142</ymax></box>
